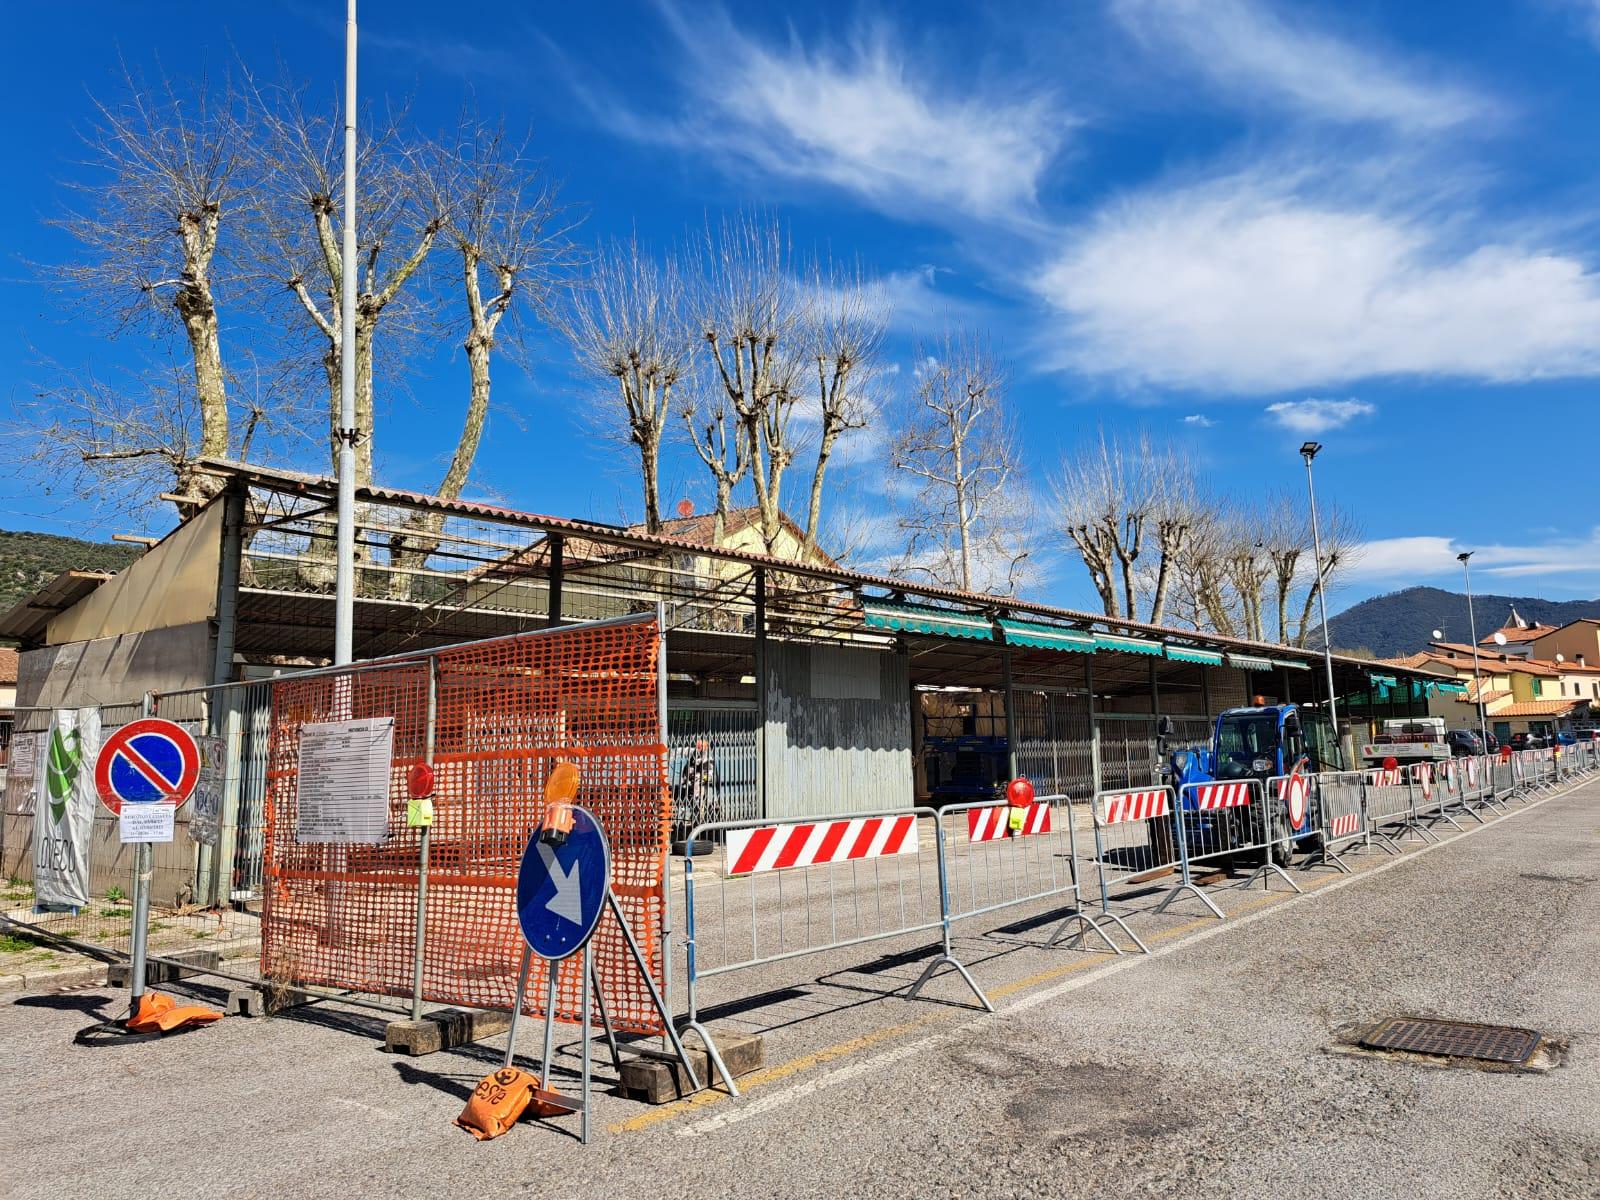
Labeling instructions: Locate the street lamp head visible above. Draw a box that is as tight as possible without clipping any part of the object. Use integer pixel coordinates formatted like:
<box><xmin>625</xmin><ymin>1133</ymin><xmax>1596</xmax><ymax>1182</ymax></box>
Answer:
<box><xmin>1299</xmin><ymin>441</ymin><xmax>1321</xmax><ymax>461</ymax></box>
<box><xmin>1457</xmin><ymin>550</ymin><xmax>1473</xmax><ymax>563</ymax></box>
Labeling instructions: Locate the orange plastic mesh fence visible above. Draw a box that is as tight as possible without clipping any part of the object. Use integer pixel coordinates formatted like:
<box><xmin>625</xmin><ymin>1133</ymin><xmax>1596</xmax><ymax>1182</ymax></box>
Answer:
<box><xmin>262</xmin><ymin>615</ymin><xmax>669</xmax><ymax>1034</ymax></box>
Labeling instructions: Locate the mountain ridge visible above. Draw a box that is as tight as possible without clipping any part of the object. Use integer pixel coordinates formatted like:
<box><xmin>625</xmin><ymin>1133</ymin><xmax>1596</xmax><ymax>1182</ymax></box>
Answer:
<box><xmin>1326</xmin><ymin>586</ymin><xmax>1600</xmax><ymax>658</ymax></box>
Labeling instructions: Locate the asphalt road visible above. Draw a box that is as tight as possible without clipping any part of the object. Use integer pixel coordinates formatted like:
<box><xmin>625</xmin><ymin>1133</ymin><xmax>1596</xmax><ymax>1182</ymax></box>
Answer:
<box><xmin>2</xmin><ymin>779</ymin><xmax>1596</xmax><ymax>1200</ymax></box>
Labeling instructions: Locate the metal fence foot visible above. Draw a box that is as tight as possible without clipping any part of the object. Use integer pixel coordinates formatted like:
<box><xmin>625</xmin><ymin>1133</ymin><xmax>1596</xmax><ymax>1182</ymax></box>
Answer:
<box><xmin>1096</xmin><ymin>909</ymin><xmax>1150</xmax><ymax>954</ymax></box>
<box><xmin>905</xmin><ymin>954</ymin><xmax>994</xmax><ymax>1013</ymax></box>
<box><xmin>1045</xmin><ymin>909</ymin><xmax>1124</xmax><ymax>953</ymax></box>
<box><xmin>1303</xmin><ymin>848</ymin><xmax>1352</xmax><ymax>875</ymax></box>
<box><xmin>1154</xmin><ymin>882</ymin><xmax>1226</xmax><ymax>920</ymax></box>
<box><xmin>680</xmin><ymin>1019</ymin><xmax>740</xmax><ymax>1096</ymax></box>
<box><xmin>1237</xmin><ymin>862</ymin><xmax>1304</xmax><ymax>894</ymax></box>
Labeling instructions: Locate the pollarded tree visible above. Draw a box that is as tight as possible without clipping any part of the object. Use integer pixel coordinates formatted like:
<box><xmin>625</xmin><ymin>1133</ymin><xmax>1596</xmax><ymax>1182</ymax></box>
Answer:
<box><xmin>562</xmin><ymin>236</ymin><xmax>694</xmax><ymax>534</ymax></box>
<box><xmin>891</xmin><ymin>332</ymin><xmax>1029</xmax><ymax>594</ymax></box>
<box><xmin>28</xmin><ymin>67</ymin><xmax>256</xmax><ymax>515</ymax></box>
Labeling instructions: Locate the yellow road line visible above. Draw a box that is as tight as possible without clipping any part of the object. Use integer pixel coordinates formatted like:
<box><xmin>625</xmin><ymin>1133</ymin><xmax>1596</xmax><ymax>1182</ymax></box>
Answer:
<box><xmin>612</xmin><ymin>1017</ymin><xmax>937</xmax><ymax>1132</ymax></box>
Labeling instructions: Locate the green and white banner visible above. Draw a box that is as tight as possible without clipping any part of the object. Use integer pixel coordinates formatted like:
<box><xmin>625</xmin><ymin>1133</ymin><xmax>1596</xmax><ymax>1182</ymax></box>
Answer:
<box><xmin>32</xmin><ymin>708</ymin><xmax>102</xmax><ymax>910</ymax></box>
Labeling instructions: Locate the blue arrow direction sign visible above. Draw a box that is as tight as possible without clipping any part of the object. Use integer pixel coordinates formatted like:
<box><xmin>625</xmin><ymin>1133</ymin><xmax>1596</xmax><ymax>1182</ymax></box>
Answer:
<box><xmin>515</xmin><ymin>805</ymin><xmax>610</xmax><ymax>961</ymax></box>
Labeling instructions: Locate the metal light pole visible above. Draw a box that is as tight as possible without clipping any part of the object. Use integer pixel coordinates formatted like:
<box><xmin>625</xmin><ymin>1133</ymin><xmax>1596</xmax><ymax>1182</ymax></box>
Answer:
<box><xmin>1300</xmin><ymin>442</ymin><xmax>1342</xmax><ymax>760</ymax></box>
<box><xmin>1459</xmin><ymin>551</ymin><xmax>1490</xmax><ymax>751</ymax></box>
<box><xmin>333</xmin><ymin>0</ymin><xmax>359</xmax><ymax>667</ymax></box>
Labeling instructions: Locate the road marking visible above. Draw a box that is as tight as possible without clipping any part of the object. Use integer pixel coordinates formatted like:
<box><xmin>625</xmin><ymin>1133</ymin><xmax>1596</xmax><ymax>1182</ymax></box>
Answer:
<box><xmin>641</xmin><ymin>780</ymin><xmax>1588</xmax><ymax>1138</ymax></box>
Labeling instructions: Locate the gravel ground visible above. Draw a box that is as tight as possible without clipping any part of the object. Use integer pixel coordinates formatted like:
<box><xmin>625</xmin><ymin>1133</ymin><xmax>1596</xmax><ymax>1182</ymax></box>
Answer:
<box><xmin>1</xmin><ymin>779</ymin><xmax>1594</xmax><ymax>1200</ymax></box>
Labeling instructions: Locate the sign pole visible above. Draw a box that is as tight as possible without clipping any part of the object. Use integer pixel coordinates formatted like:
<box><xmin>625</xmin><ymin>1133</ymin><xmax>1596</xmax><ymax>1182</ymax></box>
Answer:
<box><xmin>127</xmin><ymin>692</ymin><xmax>157</xmax><ymax>1014</ymax></box>
<box><xmin>411</xmin><ymin>657</ymin><xmax>438</xmax><ymax>1022</ymax></box>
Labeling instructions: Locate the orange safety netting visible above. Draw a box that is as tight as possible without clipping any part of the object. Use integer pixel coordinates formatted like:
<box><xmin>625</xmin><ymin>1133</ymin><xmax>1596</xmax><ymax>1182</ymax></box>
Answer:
<box><xmin>261</xmin><ymin>615</ymin><xmax>669</xmax><ymax>1033</ymax></box>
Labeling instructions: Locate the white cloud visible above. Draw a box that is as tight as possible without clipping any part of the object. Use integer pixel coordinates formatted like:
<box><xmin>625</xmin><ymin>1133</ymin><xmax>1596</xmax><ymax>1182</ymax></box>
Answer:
<box><xmin>1111</xmin><ymin>0</ymin><xmax>1491</xmax><ymax>131</ymax></box>
<box><xmin>1265</xmin><ymin>398</ymin><xmax>1374</xmax><ymax>433</ymax></box>
<box><xmin>1347</xmin><ymin>529</ymin><xmax>1600</xmax><ymax>584</ymax></box>
<box><xmin>1182</xmin><ymin>413</ymin><xmax>1214</xmax><ymax>427</ymax></box>
<box><xmin>1035</xmin><ymin>172</ymin><xmax>1600</xmax><ymax>392</ymax></box>
<box><xmin>594</xmin><ymin>8</ymin><xmax>1069</xmax><ymax>225</ymax></box>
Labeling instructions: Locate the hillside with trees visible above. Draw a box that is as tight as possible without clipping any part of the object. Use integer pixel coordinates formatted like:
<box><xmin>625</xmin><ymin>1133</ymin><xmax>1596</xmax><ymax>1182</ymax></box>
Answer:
<box><xmin>0</xmin><ymin>529</ymin><xmax>138</xmax><ymax>616</ymax></box>
<box><xmin>1325</xmin><ymin>586</ymin><xmax>1600</xmax><ymax>657</ymax></box>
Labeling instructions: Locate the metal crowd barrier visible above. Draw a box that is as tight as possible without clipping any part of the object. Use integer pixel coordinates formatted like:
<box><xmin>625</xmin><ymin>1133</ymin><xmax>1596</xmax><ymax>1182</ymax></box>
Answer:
<box><xmin>1410</xmin><ymin>761</ymin><xmax>1464</xmax><ymax>833</ymax></box>
<box><xmin>680</xmin><ymin>807</ymin><xmax>980</xmax><ymax>1094</ymax></box>
<box><xmin>1167</xmin><ymin>779</ymin><xmax>1261</xmax><ymax>916</ymax></box>
<box><xmin>937</xmin><ymin>795</ymin><xmax>1136</xmax><ymax>955</ymax></box>
<box><xmin>1361</xmin><ymin>766</ymin><xmax>1428</xmax><ymax>845</ymax></box>
<box><xmin>1307</xmin><ymin>770</ymin><xmax>1370</xmax><ymax>872</ymax></box>
<box><xmin>1083</xmin><ymin>785</ymin><xmax>1184</xmax><ymax>933</ymax></box>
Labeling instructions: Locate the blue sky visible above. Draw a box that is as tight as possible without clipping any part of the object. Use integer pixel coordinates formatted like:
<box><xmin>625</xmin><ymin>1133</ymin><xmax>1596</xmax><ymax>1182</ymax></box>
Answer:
<box><xmin>4</xmin><ymin>0</ymin><xmax>1600</xmax><ymax>615</ymax></box>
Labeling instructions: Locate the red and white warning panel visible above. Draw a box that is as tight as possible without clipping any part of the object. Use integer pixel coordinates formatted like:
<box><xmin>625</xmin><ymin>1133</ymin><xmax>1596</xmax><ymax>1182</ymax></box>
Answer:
<box><xmin>1278</xmin><ymin>772</ymin><xmax>1310</xmax><ymax>828</ymax></box>
<box><xmin>967</xmin><ymin>802</ymin><xmax>1051</xmax><ymax>842</ymax></box>
<box><xmin>725</xmin><ymin>814</ymin><xmax>919</xmax><ymax>875</ymax></box>
<box><xmin>1097</xmin><ymin>787</ymin><xmax>1170</xmax><ymax>826</ymax></box>
<box><xmin>1329</xmin><ymin>812</ymin><xmax>1360</xmax><ymax>839</ymax></box>
<box><xmin>1193</xmin><ymin>781</ymin><xmax>1252</xmax><ymax>810</ymax></box>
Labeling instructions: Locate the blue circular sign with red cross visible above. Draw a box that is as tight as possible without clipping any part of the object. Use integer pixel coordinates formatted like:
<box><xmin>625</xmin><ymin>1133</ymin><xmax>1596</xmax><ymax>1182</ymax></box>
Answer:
<box><xmin>94</xmin><ymin>718</ymin><xmax>201</xmax><ymax>815</ymax></box>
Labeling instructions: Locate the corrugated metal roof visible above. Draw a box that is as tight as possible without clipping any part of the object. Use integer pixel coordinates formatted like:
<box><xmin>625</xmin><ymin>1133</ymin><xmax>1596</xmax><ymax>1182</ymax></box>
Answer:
<box><xmin>194</xmin><ymin>457</ymin><xmax>1444</xmax><ymax>683</ymax></box>
<box><xmin>0</xmin><ymin>570</ymin><xmax>116</xmax><ymax>644</ymax></box>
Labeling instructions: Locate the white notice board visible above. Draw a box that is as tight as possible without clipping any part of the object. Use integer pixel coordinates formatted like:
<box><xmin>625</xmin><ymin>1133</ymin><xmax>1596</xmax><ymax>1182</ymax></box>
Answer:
<box><xmin>295</xmin><ymin>717</ymin><xmax>395</xmax><ymax>844</ymax></box>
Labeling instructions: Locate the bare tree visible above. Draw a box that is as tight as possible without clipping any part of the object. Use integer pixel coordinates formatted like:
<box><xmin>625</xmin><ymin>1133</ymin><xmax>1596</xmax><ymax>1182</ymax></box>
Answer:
<box><xmin>254</xmin><ymin>82</ymin><xmax>444</xmax><ymax>490</ymax></box>
<box><xmin>891</xmin><ymin>333</ymin><xmax>1028</xmax><ymax>593</ymax></box>
<box><xmin>1056</xmin><ymin>431</ymin><xmax>1204</xmax><ymax>623</ymax></box>
<box><xmin>35</xmin><ymin>66</ymin><xmax>253</xmax><ymax>514</ymax></box>
<box><xmin>384</xmin><ymin>119</ymin><xmax>568</xmax><ymax>595</ymax></box>
<box><xmin>1162</xmin><ymin>490</ymin><xmax>1361</xmax><ymax>646</ymax></box>
<box><xmin>691</xmin><ymin>215</ymin><xmax>804</xmax><ymax>551</ymax></box>
<box><xmin>797</xmin><ymin>259</ymin><xmax>887</xmax><ymax>560</ymax></box>
<box><xmin>563</xmin><ymin>237</ymin><xmax>692</xmax><ymax>533</ymax></box>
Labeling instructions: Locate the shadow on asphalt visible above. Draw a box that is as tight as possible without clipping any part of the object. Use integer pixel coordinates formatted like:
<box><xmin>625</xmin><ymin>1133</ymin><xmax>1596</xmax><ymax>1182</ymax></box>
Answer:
<box><xmin>13</xmin><ymin>991</ymin><xmax>116</xmax><ymax>1017</ymax></box>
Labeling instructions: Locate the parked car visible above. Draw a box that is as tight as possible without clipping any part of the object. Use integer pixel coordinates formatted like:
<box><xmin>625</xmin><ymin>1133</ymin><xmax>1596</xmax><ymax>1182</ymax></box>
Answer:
<box><xmin>1573</xmin><ymin>729</ymin><xmax>1600</xmax><ymax>743</ymax></box>
<box><xmin>1482</xmin><ymin>731</ymin><xmax>1500</xmax><ymax>753</ymax></box>
<box><xmin>1556</xmin><ymin>730</ymin><xmax>1577</xmax><ymax>746</ymax></box>
<box><xmin>1509</xmin><ymin>732</ymin><xmax>1547</xmax><ymax>751</ymax></box>
<box><xmin>1445</xmin><ymin>729</ymin><xmax>1483</xmax><ymax>757</ymax></box>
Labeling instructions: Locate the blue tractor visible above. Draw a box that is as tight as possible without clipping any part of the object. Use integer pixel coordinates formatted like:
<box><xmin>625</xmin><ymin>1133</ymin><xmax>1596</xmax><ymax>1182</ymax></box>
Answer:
<box><xmin>1160</xmin><ymin>704</ymin><xmax>1338</xmax><ymax>868</ymax></box>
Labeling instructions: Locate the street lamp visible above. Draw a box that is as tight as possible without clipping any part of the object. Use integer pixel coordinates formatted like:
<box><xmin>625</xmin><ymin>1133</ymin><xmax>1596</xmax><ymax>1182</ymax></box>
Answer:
<box><xmin>1299</xmin><ymin>442</ymin><xmax>1342</xmax><ymax>762</ymax></box>
<box><xmin>1458</xmin><ymin>551</ymin><xmax>1490</xmax><ymax>751</ymax></box>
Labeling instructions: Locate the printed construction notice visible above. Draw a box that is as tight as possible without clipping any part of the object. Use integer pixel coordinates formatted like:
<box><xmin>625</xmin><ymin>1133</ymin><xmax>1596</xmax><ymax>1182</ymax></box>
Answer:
<box><xmin>295</xmin><ymin>717</ymin><xmax>396</xmax><ymax>844</ymax></box>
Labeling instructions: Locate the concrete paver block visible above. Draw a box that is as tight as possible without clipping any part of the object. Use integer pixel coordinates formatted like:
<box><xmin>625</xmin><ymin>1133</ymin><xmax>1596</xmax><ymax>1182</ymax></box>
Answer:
<box><xmin>383</xmin><ymin>1007</ymin><xmax>514</xmax><ymax>1055</ymax></box>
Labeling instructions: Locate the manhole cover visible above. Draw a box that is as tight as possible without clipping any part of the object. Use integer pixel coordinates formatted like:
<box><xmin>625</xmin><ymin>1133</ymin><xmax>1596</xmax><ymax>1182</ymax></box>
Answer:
<box><xmin>1361</xmin><ymin>1017</ymin><xmax>1539</xmax><ymax>1065</ymax></box>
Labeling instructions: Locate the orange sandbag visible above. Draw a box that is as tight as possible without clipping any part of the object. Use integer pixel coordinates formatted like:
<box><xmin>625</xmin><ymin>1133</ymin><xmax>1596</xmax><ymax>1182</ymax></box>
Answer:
<box><xmin>125</xmin><ymin>991</ymin><xmax>224</xmax><ymax>1034</ymax></box>
<box><xmin>456</xmin><ymin>1068</ymin><xmax>540</xmax><ymax>1140</ymax></box>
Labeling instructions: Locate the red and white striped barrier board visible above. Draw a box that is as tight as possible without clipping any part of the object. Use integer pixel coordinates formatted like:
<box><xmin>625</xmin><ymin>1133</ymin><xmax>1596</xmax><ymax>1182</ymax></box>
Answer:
<box><xmin>724</xmin><ymin>814</ymin><xmax>919</xmax><ymax>875</ymax></box>
<box><xmin>1328</xmin><ymin>811</ymin><xmax>1360</xmax><ymax>839</ymax></box>
<box><xmin>1368</xmin><ymin>768</ymin><xmax>1404</xmax><ymax>787</ymax></box>
<box><xmin>967</xmin><ymin>802</ymin><xmax>1052</xmax><ymax>842</ymax></box>
<box><xmin>1193</xmin><ymin>782</ymin><xmax>1252</xmax><ymax>810</ymax></box>
<box><xmin>1415</xmin><ymin>764</ymin><xmax>1433</xmax><ymax>800</ymax></box>
<box><xmin>1098</xmin><ymin>788</ymin><xmax>1169</xmax><ymax>826</ymax></box>
<box><xmin>1466</xmin><ymin>758</ymin><xmax>1480</xmax><ymax>786</ymax></box>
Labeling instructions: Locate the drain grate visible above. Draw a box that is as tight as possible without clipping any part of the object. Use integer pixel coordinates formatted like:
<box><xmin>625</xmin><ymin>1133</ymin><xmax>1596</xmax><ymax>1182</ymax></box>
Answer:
<box><xmin>1361</xmin><ymin>1017</ymin><xmax>1540</xmax><ymax>1065</ymax></box>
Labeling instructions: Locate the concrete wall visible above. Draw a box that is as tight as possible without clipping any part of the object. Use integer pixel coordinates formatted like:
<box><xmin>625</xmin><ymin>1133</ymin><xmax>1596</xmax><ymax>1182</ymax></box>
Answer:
<box><xmin>17</xmin><ymin>621</ymin><xmax>214</xmax><ymax>709</ymax></box>
<box><xmin>763</xmin><ymin>640</ymin><xmax>913</xmax><ymax>818</ymax></box>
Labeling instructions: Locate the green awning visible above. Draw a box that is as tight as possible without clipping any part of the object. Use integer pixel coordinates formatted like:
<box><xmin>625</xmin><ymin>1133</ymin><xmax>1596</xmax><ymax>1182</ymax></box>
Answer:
<box><xmin>862</xmin><ymin>600</ymin><xmax>994</xmax><ymax>641</ymax></box>
<box><xmin>1272</xmin><ymin>658</ymin><xmax>1312</xmax><ymax>671</ymax></box>
<box><xmin>1166</xmin><ymin>645</ymin><xmax>1224</xmax><ymax>666</ymax></box>
<box><xmin>1228</xmin><ymin>653</ymin><xmax>1274</xmax><ymax>671</ymax></box>
<box><xmin>1368</xmin><ymin>672</ymin><xmax>1398</xmax><ymax>687</ymax></box>
<box><xmin>999</xmin><ymin>619</ymin><xmax>1096</xmax><ymax>653</ymax></box>
<box><xmin>1095</xmin><ymin>633</ymin><xmax>1164</xmax><ymax>656</ymax></box>
<box><xmin>1434</xmin><ymin>680</ymin><xmax>1469</xmax><ymax>696</ymax></box>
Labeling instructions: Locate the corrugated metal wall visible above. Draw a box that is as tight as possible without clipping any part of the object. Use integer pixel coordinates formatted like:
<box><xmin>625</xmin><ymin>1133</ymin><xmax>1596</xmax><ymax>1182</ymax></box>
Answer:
<box><xmin>763</xmin><ymin>641</ymin><xmax>912</xmax><ymax>818</ymax></box>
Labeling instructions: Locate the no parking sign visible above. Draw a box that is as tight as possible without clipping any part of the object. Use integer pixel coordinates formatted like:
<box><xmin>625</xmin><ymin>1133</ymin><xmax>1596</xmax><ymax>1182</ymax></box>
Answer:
<box><xmin>95</xmin><ymin>718</ymin><xmax>201</xmax><ymax>843</ymax></box>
